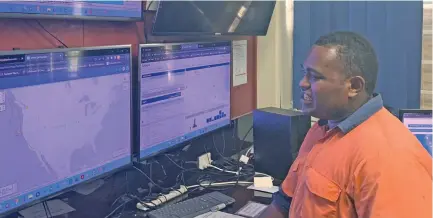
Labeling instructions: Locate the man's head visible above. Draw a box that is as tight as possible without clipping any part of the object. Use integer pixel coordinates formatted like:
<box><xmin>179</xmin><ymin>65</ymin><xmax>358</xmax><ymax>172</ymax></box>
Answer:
<box><xmin>300</xmin><ymin>31</ymin><xmax>379</xmax><ymax>120</ymax></box>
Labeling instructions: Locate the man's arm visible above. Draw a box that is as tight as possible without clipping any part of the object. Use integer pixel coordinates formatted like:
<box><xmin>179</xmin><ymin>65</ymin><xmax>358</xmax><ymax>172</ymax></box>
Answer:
<box><xmin>258</xmin><ymin>189</ymin><xmax>291</xmax><ymax>218</ymax></box>
<box><xmin>352</xmin><ymin>157</ymin><xmax>432</xmax><ymax>218</ymax></box>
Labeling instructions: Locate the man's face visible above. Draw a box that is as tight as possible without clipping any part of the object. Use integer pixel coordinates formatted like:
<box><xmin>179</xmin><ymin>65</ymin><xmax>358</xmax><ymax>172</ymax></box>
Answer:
<box><xmin>299</xmin><ymin>46</ymin><xmax>350</xmax><ymax>120</ymax></box>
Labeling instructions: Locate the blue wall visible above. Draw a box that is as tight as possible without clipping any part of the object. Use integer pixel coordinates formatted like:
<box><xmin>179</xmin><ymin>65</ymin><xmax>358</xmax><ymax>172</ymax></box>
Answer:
<box><xmin>292</xmin><ymin>1</ymin><xmax>423</xmax><ymax>109</ymax></box>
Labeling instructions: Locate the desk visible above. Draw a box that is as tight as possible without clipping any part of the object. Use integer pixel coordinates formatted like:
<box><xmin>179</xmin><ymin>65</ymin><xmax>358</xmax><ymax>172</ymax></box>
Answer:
<box><xmin>6</xmin><ymin>167</ymin><xmax>272</xmax><ymax>218</ymax></box>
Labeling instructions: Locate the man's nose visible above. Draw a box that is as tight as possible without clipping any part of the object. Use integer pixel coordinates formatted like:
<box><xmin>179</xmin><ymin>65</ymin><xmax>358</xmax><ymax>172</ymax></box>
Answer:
<box><xmin>299</xmin><ymin>75</ymin><xmax>310</xmax><ymax>91</ymax></box>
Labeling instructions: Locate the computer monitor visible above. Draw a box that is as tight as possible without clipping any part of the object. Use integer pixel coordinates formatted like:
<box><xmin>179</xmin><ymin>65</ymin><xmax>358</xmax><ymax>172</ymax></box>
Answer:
<box><xmin>0</xmin><ymin>1</ymin><xmax>142</xmax><ymax>21</ymax></box>
<box><xmin>400</xmin><ymin>109</ymin><xmax>433</xmax><ymax>155</ymax></box>
<box><xmin>138</xmin><ymin>41</ymin><xmax>232</xmax><ymax>159</ymax></box>
<box><xmin>0</xmin><ymin>45</ymin><xmax>132</xmax><ymax>215</ymax></box>
<box><xmin>152</xmin><ymin>1</ymin><xmax>275</xmax><ymax>36</ymax></box>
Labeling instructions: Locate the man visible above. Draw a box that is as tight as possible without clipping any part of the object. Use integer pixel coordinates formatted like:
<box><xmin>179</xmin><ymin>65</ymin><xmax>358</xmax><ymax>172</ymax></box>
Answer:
<box><xmin>259</xmin><ymin>31</ymin><xmax>432</xmax><ymax>218</ymax></box>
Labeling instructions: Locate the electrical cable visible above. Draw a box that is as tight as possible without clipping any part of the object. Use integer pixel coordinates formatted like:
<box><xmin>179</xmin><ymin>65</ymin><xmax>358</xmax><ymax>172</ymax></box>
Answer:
<box><xmin>133</xmin><ymin>124</ymin><xmax>256</xmax><ymax>212</ymax></box>
<box><xmin>164</xmin><ymin>154</ymin><xmax>187</xmax><ymax>170</ymax></box>
<box><xmin>42</xmin><ymin>201</ymin><xmax>51</xmax><ymax>218</ymax></box>
<box><xmin>238</xmin><ymin>125</ymin><xmax>253</xmax><ymax>159</ymax></box>
<box><xmin>133</xmin><ymin>165</ymin><xmax>173</xmax><ymax>190</ymax></box>
<box><xmin>35</xmin><ymin>20</ymin><xmax>68</xmax><ymax>48</ymax></box>
<box><xmin>104</xmin><ymin>198</ymin><xmax>132</xmax><ymax>218</ymax></box>
<box><xmin>146</xmin><ymin>0</ymin><xmax>155</xmax><ymax>11</ymax></box>
<box><xmin>245</xmin><ymin>146</ymin><xmax>253</xmax><ymax>156</ymax></box>
<box><xmin>109</xmin><ymin>170</ymin><xmax>131</xmax><ymax>215</ymax></box>
<box><xmin>186</xmin><ymin>181</ymin><xmax>253</xmax><ymax>190</ymax></box>
<box><xmin>153</xmin><ymin>160</ymin><xmax>168</xmax><ymax>179</ymax></box>
<box><xmin>136</xmin><ymin>165</ymin><xmax>246</xmax><ymax>208</ymax></box>
<box><xmin>211</xmin><ymin>134</ymin><xmax>237</xmax><ymax>166</ymax></box>
<box><xmin>235</xmin><ymin>125</ymin><xmax>254</xmax><ymax>185</ymax></box>
<box><xmin>210</xmin><ymin>136</ymin><xmax>239</xmax><ymax>171</ymax></box>
<box><xmin>207</xmin><ymin>164</ymin><xmax>239</xmax><ymax>175</ymax></box>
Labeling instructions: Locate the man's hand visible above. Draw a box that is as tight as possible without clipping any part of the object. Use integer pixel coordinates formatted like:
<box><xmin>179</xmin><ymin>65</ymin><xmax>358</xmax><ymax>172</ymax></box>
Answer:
<box><xmin>258</xmin><ymin>189</ymin><xmax>292</xmax><ymax>218</ymax></box>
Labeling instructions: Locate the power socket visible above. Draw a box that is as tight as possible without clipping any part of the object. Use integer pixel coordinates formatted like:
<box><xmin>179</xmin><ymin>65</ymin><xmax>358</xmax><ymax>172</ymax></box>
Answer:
<box><xmin>136</xmin><ymin>185</ymin><xmax>188</xmax><ymax>211</ymax></box>
<box><xmin>239</xmin><ymin>155</ymin><xmax>250</xmax><ymax>164</ymax></box>
<box><xmin>197</xmin><ymin>152</ymin><xmax>212</xmax><ymax>169</ymax></box>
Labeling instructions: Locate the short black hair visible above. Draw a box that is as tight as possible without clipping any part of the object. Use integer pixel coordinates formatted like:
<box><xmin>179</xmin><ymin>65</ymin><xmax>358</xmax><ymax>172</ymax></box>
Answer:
<box><xmin>314</xmin><ymin>31</ymin><xmax>379</xmax><ymax>95</ymax></box>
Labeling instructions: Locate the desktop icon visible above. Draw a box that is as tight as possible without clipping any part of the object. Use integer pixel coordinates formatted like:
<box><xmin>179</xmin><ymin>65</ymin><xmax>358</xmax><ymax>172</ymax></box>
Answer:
<box><xmin>192</xmin><ymin>118</ymin><xmax>197</xmax><ymax>128</ymax></box>
<box><xmin>0</xmin><ymin>91</ymin><xmax>5</xmax><ymax>104</ymax></box>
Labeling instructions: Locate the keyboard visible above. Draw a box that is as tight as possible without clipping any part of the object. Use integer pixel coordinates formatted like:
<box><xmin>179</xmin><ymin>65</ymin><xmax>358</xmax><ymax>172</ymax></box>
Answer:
<box><xmin>147</xmin><ymin>191</ymin><xmax>236</xmax><ymax>218</ymax></box>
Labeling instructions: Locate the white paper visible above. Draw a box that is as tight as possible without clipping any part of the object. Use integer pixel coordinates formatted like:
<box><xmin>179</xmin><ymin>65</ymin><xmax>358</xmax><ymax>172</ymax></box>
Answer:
<box><xmin>194</xmin><ymin>211</ymin><xmax>243</xmax><ymax>218</ymax></box>
<box><xmin>247</xmin><ymin>184</ymin><xmax>279</xmax><ymax>194</ymax></box>
<box><xmin>253</xmin><ymin>177</ymin><xmax>273</xmax><ymax>188</ymax></box>
<box><xmin>232</xmin><ymin>40</ymin><xmax>248</xmax><ymax>87</ymax></box>
<box><xmin>236</xmin><ymin>201</ymin><xmax>268</xmax><ymax>218</ymax></box>
<box><xmin>19</xmin><ymin>199</ymin><xmax>75</xmax><ymax>218</ymax></box>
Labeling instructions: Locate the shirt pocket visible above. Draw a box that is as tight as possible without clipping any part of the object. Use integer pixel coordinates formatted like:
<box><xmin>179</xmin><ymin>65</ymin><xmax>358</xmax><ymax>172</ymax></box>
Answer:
<box><xmin>281</xmin><ymin>157</ymin><xmax>304</xmax><ymax>197</ymax></box>
<box><xmin>304</xmin><ymin>167</ymin><xmax>341</xmax><ymax>218</ymax></box>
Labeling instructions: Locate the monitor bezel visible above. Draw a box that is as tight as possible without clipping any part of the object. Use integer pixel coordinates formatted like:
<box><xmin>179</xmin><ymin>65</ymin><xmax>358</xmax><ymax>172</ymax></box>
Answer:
<box><xmin>151</xmin><ymin>1</ymin><xmax>275</xmax><ymax>36</ymax></box>
<box><xmin>0</xmin><ymin>45</ymin><xmax>134</xmax><ymax>217</ymax></box>
<box><xmin>398</xmin><ymin>109</ymin><xmax>433</xmax><ymax>122</ymax></box>
<box><xmin>0</xmin><ymin>2</ymin><xmax>143</xmax><ymax>21</ymax></box>
<box><xmin>136</xmin><ymin>41</ymin><xmax>233</xmax><ymax>162</ymax></box>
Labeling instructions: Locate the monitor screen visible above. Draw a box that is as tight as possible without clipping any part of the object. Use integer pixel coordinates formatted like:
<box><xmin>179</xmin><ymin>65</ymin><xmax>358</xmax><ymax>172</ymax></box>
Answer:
<box><xmin>139</xmin><ymin>42</ymin><xmax>231</xmax><ymax>159</ymax></box>
<box><xmin>402</xmin><ymin>111</ymin><xmax>433</xmax><ymax>155</ymax></box>
<box><xmin>0</xmin><ymin>1</ymin><xmax>142</xmax><ymax>21</ymax></box>
<box><xmin>152</xmin><ymin>1</ymin><xmax>275</xmax><ymax>36</ymax></box>
<box><xmin>0</xmin><ymin>46</ymin><xmax>132</xmax><ymax>215</ymax></box>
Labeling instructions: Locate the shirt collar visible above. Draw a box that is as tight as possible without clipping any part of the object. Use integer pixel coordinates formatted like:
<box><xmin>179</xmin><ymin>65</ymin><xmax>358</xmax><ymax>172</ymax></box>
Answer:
<box><xmin>337</xmin><ymin>93</ymin><xmax>383</xmax><ymax>134</ymax></box>
<box><xmin>317</xmin><ymin>94</ymin><xmax>384</xmax><ymax>134</ymax></box>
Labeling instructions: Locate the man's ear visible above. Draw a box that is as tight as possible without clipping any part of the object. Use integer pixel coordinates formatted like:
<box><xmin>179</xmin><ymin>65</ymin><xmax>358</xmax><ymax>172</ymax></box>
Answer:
<box><xmin>347</xmin><ymin>76</ymin><xmax>366</xmax><ymax>98</ymax></box>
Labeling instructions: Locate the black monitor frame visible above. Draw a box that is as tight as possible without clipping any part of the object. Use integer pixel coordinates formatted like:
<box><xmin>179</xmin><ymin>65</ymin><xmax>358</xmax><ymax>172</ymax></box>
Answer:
<box><xmin>0</xmin><ymin>2</ymin><xmax>143</xmax><ymax>21</ymax></box>
<box><xmin>398</xmin><ymin>109</ymin><xmax>432</xmax><ymax>121</ymax></box>
<box><xmin>134</xmin><ymin>41</ymin><xmax>233</xmax><ymax>163</ymax></box>
<box><xmin>151</xmin><ymin>1</ymin><xmax>276</xmax><ymax>36</ymax></box>
<box><xmin>0</xmin><ymin>45</ymin><xmax>134</xmax><ymax>217</ymax></box>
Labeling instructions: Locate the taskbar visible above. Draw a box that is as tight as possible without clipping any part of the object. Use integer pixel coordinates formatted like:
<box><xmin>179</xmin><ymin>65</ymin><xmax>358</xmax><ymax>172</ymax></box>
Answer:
<box><xmin>0</xmin><ymin>155</ymin><xmax>131</xmax><ymax>215</ymax></box>
<box><xmin>140</xmin><ymin>119</ymin><xmax>231</xmax><ymax>159</ymax></box>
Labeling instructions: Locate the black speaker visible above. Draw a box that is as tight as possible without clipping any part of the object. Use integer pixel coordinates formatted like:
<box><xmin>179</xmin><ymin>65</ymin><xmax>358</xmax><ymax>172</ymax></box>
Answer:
<box><xmin>253</xmin><ymin>107</ymin><xmax>311</xmax><ymax>183</ymax></box>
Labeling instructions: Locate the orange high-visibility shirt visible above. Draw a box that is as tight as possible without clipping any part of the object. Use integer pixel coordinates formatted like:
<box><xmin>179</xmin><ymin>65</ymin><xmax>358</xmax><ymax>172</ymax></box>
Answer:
<box><xmin>281</xmin><ymin>96</ymin><xmax>432</xmax><ymax>218</ymax></box>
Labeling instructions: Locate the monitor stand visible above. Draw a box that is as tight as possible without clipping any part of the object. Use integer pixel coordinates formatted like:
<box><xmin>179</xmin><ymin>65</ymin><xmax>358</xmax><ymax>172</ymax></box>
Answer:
<box><xmin>73</xmin><ymin>179</ymin><xmax>105</xmax><ymax>195</ymax></box>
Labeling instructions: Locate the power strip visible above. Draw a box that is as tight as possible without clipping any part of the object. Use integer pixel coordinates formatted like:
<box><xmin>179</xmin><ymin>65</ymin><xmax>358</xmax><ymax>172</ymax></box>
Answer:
<box><xmin>136</xmin><ymin>185</ymin><xmax>188</xmax><ymax>211</ymax></box>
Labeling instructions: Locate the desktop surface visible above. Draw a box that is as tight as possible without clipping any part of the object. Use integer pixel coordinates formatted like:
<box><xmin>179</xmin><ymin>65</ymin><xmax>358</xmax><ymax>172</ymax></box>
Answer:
<box><xmin>0</xmin><ymin>46</ymin><xmax>132</xmax><ymax>215</ymax></box>
<box><xmin>138</xmin><ymin>42</ymin><xmax>232</xmax><ymax>159</ymax></box>
<box><xmin>2</xmin><ymin>123</ymin><xmax>258</xmax><ymax>218</ymax></box>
